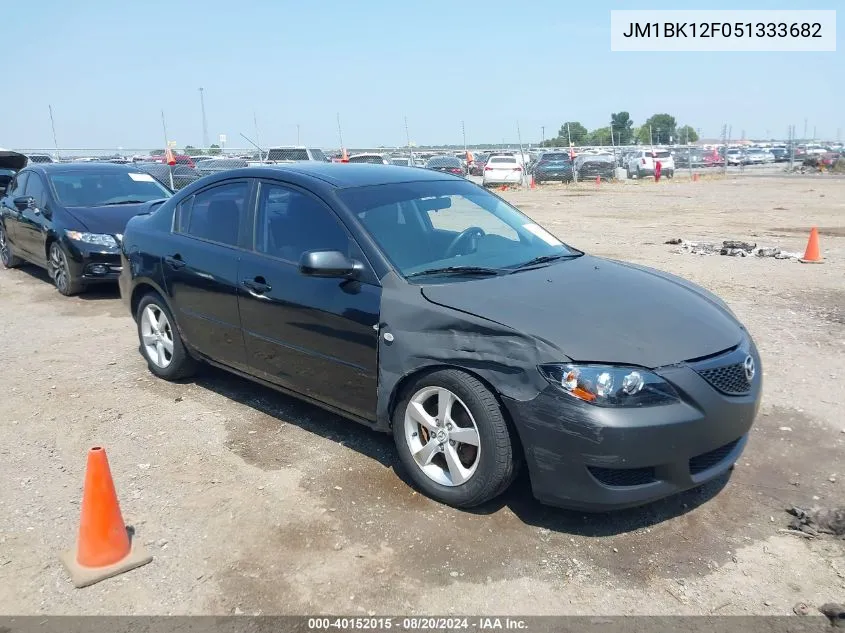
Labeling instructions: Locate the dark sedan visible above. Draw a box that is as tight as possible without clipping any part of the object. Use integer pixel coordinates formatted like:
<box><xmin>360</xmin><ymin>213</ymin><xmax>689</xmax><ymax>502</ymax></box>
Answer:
<box><xmin>425</xmin><ymin>156</ymin><xmax>466</xmax><ymax>177</ymax></box>
<box><xmin>119</xmin><ymin>163</ymin><xmax>761</xmax><ymax>511</ymax></box>
<box><xmin>575</xmin><ymin>154</ymin><xmax>617</xmax><ymax>181</ymax></box>
<box><xmin>1</xmin><ymin>163</ymin><xmax>171</xmax><ymax>295</ymax></box>
<box><xmin>532</xmin><ymin>153</ymin><xmax>574</xmax><ymax>183</ymax></box>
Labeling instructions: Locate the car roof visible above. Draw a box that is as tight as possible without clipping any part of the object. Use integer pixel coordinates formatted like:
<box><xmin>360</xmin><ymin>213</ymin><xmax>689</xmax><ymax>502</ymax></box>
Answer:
<box><xmin>24</xmin><ymin>162</ymin><xmax>148</xmax><ymax>174</ymax></box>
<box><xmin>203</xmin><ymin>163</ymin><xmax>461</xmax><ymax>188</ymax></box>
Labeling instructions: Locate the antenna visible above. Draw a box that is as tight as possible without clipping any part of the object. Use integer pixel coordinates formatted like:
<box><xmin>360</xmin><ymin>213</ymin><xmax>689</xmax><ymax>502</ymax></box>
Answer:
<box><xmin>48</xmin><ymin>105</ymin><xmax>60</xmax><ymax>160</ymax></box>
<box><xmin>199</xmin><ymin>88</ymin><xmax>209</xmax><ymax>149</ymax></box>
<box><xmin>239</xmin><ymin>133</ymin><xmax>264</xmax><ymax>157</ymax></box>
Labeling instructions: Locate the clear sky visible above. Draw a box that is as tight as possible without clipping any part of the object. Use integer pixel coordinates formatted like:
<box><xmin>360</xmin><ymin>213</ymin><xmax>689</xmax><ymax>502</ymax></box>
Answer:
<box><xmin>3</xmin><ymin>0</ymin><xmax>842</xmax><ymax>150</ymax></box>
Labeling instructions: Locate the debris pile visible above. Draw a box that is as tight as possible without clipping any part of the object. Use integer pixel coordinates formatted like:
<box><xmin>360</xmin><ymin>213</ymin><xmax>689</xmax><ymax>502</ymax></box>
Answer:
<box><xmin>785</xmin><ymin>505</ymin><xmax>845</xmax><ymax>538</ymax></box>
<box><xmin>666</xmin><ymin>238</ymin><xmax>803</xmax><ymax>259</ymax></box>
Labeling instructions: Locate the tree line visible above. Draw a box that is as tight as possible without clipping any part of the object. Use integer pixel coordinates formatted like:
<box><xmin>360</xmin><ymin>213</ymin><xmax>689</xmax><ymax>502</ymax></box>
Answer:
<box><xmin>542</xmin><ymin>113</ymin><xmax>699</xmax><ymax>147</ymax></box>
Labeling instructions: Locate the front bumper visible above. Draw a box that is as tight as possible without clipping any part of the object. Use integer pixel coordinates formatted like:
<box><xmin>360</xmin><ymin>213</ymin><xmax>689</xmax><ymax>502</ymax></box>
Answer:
<box><xmin>504</xmin><ymin>341</ymin><xmax>762</xmax><ymax>511</ymax></box>
<box><xmin>64</xmin><ymin>240</ymin><xmax>123</xmax><ymax>284</ymax></box>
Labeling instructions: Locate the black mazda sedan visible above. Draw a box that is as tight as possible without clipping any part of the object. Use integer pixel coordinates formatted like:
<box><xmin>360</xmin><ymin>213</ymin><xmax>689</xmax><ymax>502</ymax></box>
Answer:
<box><xmin>0</xmin><ymin>163</ymin><xmax>171</xmax><ymax>295</ymax></box>
<box><xmin>119</xmin><ymin>163</ymin><xmax>761</xmax><ymax>510</ymax></box>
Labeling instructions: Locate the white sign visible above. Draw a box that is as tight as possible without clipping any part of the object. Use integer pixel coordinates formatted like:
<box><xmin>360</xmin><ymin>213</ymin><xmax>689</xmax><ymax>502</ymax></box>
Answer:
<box><xmin>218</xmin><ymin>134</ymin><xmax>227</xmax><ymax>144</ymax></box>
<box><xmin>610</xmin><ymin>10</ymin><xmax>836</xmax><ymax>52</ymax></box>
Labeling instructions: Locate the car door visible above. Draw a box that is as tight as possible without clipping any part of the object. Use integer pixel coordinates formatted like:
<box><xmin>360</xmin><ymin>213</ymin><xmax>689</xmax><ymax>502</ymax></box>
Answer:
<box><xmin>15</xmin><ymin>171</ymin><xmax>52</xmax><ymax>264</ymax></box>
<box><xmin>1</xmin><ymin>171</ymin><xmax>28</xmax><ymax>249</ymax></box>
<box><xmin>163</xmin><ymin>178</ymin><xmax>254</xmax><ymax>372</ymax></box>
<box><xmin>237</xmin><ymin>180</ymin><xmax>380</xmax><ymax>421</ymax></box>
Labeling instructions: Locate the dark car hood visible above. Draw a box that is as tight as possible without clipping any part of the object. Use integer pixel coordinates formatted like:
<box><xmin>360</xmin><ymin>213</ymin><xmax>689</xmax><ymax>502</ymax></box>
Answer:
<box><xmin>64</xmin><ymin>204</ymin><xmax>151</xmax><ymax>234</ymax></box>
<box><xmin>419</xmin><ymin>255</ymin><xmax>744</xmax><ymax>368</ymax></box>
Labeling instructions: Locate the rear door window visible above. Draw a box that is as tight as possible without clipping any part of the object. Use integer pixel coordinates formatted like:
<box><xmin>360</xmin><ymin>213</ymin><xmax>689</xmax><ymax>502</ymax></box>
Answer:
<box><xmin>24</xmin><ymin>173</ymin><xmax>48</xmax><ymax>208</ymax></box>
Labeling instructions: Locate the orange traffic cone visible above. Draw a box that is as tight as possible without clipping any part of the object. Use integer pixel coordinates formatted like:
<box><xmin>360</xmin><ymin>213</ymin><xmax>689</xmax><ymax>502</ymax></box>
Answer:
<box><xmin>164</xmin><ymin>147</ymin><xmax>176</xmax><ymax>167</ymax></box>
<box><xmin>499</xmin><ymin>184</ymin><xmax>508</xmax><ymax>192</ymax></box>
<box><xmin>595</xmin><ymin>175</ymin><xmax>601</xmax><ymax>187</ymax></box>
<box><xmin>530</xmin><ymin>175</ymin><xmax>535</xmax><ymax>189</ymax></box>
<box><xmin>340</xmin><ymin>148</ymin><xmax>349</xmax><ymax>163</ymax></box>
<box><xmin>60</xmin><ymin>447</ymin><xmax>152</xmax><ymax>587</ymax></box>
<box><xmin>799</xmin><ymin>227</ymin><xmax>823</xmax><ymax>264</ymax></box>
<box><xmin>692</xmin><ymin>173</ymin><xmax>700</xmax><ymax>182</ymax></box>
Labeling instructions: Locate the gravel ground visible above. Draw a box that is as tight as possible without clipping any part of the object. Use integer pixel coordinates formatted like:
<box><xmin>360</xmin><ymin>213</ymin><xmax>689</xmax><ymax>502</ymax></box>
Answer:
<box><xmin>1</xmin><ymin>172</ymin><xmax>843</xmax><ymax>615</ymax></box>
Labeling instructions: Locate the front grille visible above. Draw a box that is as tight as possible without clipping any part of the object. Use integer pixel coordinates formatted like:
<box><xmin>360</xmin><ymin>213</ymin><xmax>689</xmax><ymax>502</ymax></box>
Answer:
<box><xmin>696</xmin><ymin>362</ymin><xmax>751</xmax><ymax>395</ymax></box>
<box><xmin>588</xmin><ymin>466</ymin><xmax>656</xmax><ymax>487</ymax></box>
<box><xmin>689</xmin><ymin>439</ymin><xmax>740</xmax><ymax>475</ymax></box>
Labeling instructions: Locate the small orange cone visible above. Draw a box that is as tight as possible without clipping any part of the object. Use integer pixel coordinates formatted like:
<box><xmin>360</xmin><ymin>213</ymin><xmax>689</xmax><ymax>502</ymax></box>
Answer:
<box><xmin>340</xmin><ymin>148</ymin><xmax>349</xmax><ymax>163</ymax></box>
<box><xmin>799</xmin><ymin>227</ymin><xmax>823</xmax><ymax>264</ymax></box>
<box><xmin>595</xmin><ymin>175</ymin><xmax>601</xmax><ymax>187</ymax></box>
<box><xmin>60</xmin><ymin>447</ymin><xmax>152</xmax><ymax>587</ymax></box>
<box><xmin>693</xmin><ymin>173</ymin><xmax>700</xmax><ymax>182</ymax></box>
<box><xmin>164</xmin><ymin>147</ymin><xmax>176</xmax><ymax>167</ymax></box>
<box><xmin>530</xmin><ymin>175</ymin><xmax>535</xmax><ymax>189</ymax></box>
<box><xmin>499</xmin><ymin>184</ymin><xmax>508</xmax><ymax>192</ymax></box>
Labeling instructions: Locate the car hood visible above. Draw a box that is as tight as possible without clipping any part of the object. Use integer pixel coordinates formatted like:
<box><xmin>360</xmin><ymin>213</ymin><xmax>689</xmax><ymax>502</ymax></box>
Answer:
<box><xmin>0</xmin><ymin>149</ymin><xmax>27</xmax><ymax>171</ymax></box>
<box><xmin>419</xmin><ymin>254</ymin><xmax>744</xmax><ymax>368</ymax></box>
<box><xmin>64</xmin><ymin>203</ymin><xmax>152</xmax><ymax>234</ymax></box>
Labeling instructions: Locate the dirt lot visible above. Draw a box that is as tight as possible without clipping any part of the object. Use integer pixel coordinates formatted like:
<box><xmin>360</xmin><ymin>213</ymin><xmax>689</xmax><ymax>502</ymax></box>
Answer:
<box><xmin>1</xmin><ymin>174</ymin><xmax>843</xmax><ymax>615</ymax></box>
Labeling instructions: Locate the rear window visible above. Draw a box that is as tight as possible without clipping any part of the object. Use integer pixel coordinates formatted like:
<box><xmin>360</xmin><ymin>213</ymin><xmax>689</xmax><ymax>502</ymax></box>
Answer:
<box><xmin>540</xmin><ymin>154</ymin><xmax>571</xmax><ymax>162</ymax></box>
<box><xmin>266</xmin><ymin>148</ymin><xmax>309</xmax><ymax>161</ymax></box>
<box><xmin>309</xmin><ymin>149</ymin><xmax>327</xmax><ymax>162</ymax></box>
<box><xmin>489</xmin><ymin>156</ymin><xmax>516</xmax><ymax>164</ymax></box>
<box><xmin>652</xmin><ymin>151</ymin><xmax>671</xmax><ymax>158</ymax></box>
<box><xmin>348</xmin><ymin>155</ymin><xmax>385</xmax><ymax>164</ymax></box>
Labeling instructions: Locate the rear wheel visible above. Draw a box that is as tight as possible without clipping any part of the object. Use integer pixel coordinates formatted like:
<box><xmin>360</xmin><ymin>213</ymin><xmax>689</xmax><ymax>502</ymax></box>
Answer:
<box><xmin>136</xmin><ymin>293</ymin><xmax>197</xmax><ymax>380</ymax></box>
<box><xmin>49</xmin><ymin>242</ymin><xmax>84</xmax><ymax>296</ymax></box>
<box><xmin>0</xmin><ymin>223</ymin><xmax>22</xmax><ymax>268</ymax></box>
<box><xmin>393</xmin><ymin>369</ymin><xmax>518</xmax><ymax>508</ymax></box>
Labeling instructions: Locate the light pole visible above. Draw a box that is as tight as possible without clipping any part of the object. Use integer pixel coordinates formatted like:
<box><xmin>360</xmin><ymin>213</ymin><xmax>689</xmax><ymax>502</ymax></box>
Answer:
<box><xmin>199</xmin><ymin>87</ymin><xmax>209</xmax><ymax>149</ymax></box>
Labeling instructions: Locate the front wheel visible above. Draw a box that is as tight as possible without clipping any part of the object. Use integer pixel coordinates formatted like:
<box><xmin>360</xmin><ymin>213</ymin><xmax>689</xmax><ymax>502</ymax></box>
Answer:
<box><xmin>393</xmin><ymin>369</ymin><xmax>518</xmax><ymax>508</ymax></box>
<box><xmin>136</xmin><ymin>293</ymin><xmax>197</xmax><ymax>380</ymax></box>
<box><xmin>0</xmin><ymin>223</ymin><xmax>22</xmax><ymax>268</ymax></box>
<box><xmin>49</xmin><ymin>242</ymin><xmax>84</xmax><ymax>296</ymax></box>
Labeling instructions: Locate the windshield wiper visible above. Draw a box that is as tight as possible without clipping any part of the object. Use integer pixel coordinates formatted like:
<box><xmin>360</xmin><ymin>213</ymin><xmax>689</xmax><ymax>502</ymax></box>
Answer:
<box><xmin>101</xmin><ymin>200</ymin><xmax>147</xmax><ymax>206</ymax></box>
<box><xmin>511</xmin><ymin>253</ymin><xmax>581</xmax><ymax>270</ymax></box>
<box><xmin>406</xmin><ymin>266</ymin><xmax>504</xmax><ymax>279</ymax></box>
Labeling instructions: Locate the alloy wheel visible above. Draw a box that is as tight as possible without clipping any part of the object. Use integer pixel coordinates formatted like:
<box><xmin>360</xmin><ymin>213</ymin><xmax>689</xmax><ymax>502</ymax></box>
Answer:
<box><xmin>49</xmin><ymin>244</ymin><xmax>70</xmax><ymax>293</ymax></box>
<box><xmin>140</xmin><ymin>304</ymin><xmax>175</xmax><ymax>368</ymax></box>
<box><xmin>403</xmin><ymin>386</ymin><xmax>481</xmax><ymax>486</ymax></box>
<box><xmin>0</xmin><ymin>226</ymin><xmax>9</xmax><ymax>266</ymax></box>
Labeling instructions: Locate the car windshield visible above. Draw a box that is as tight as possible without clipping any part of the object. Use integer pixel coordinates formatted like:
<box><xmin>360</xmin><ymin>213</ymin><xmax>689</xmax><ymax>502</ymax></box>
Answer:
<box><xmin>338</xmin><ymin>180</ymin><xmax>580</xmax><ymax>280</ymax></box>
<box><xmin>539</xmin><ymin>154</ymin><xmax>571</xmax><ymax>164</ymax></box>
<box><xmin>49</xmin><ymin>170</ymin><xmax>172</xmax><ymax>206</ymax></box>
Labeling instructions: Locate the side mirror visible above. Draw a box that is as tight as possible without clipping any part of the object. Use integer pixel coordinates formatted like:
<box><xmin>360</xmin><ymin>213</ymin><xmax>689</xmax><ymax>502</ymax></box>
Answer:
<box><xmin>13</xmin><ymin>196</ymin><xmax>35</xmax><ymax>211</ymax></box>
<box><xmin>299</xmin><ymin>250</ymin><xmax>363</xmax><ymax>278</ymax></box>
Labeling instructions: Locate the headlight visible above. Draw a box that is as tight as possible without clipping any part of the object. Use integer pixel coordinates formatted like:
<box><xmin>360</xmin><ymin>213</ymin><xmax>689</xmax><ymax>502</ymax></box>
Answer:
<box><xmin>65</xmin><ymin>231</ymin><xmax>118</xmax><ymax>248</ymax></box>
<box><xmin>538</xmin><ymin>364</ymin><xmax>679</xmax><ymax>407</ymax></box>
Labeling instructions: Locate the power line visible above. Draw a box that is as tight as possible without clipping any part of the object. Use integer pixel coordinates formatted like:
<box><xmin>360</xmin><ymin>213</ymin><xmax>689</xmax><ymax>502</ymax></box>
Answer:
<box><xmin>199</xmin><ymin>88</ymin><xmax>209</xmax><ymax>149</ymax></box>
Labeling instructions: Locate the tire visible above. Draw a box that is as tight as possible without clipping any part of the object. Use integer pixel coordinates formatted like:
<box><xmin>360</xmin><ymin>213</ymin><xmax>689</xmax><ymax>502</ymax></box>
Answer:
<box><xmin>636</xmin><ymin>166</ymin><xmax>642</xmax><ymax>179</ymax></box>
<box><xmin>626</xmin><ymin>167</ymin><xmax>632</xmax><ymax>179</ymax></box>
<box><xmin>136</xmin><ymin>293</ymin><xmax>197</xmax><ymax>380</ymax></box>
<box><xmin>666</xmin><ymin>171</ymin><xmax>674</xmax><ymax>179</ymax></box>
<box><xmin>0</xmin><ymin>223</ymin><xmax>22</xmax><ymax>269</ymax></box>
<box><xmin>48</xmin><ymin>242</ymin><xmax>84</xmax><ymax>296</ymax></box>
<box><xmin>392</xmin><ymin>369</ymin><xmax>518</xmax><ymax>508</ymax></box>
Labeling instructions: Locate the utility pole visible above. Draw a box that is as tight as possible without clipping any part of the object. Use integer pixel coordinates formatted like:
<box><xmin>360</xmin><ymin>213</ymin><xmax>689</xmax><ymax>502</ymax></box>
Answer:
<box><xmin>296</xmin><ymin>124</ymin><xmax>301</xmax><ymax>146</ymax></box>
<box><xmin>336</xmin><ymin>113</ymin><xmax>344</xmax><ymax>151</ymax></box>
<box><xmin>461</xmin><ymin>120</ymin><xmax>466</xmax><ymax>152</ymax></box>
<box><xmin>516</xmin><ymin>121</ymin><xmax>526</xmax><ymax>186</ymax></box>
<box><xmin>812</xmin><ymin>125</ymin><xmax>816</xmax><ymax>141</ymax></box>
<box><xmin>541</xmin><ymin>126</ymin><xmax>545</xmax><ymax>146</ymax></box>
<box><xmin>48</xmin><ymin>105</ymin><xmax>60</xmax><ymax>160</ymax></box>
<box><xmin>803</xmin><ymin>118</ymin><xmax>808</xmax><ymax>141</ymax></box>
<box><xmin>404</xmin><ymin>116</ymin><xmax>412</xmax><ymax>162</ymax></box>
<box><xmin>198</xmin><ymin>87</ymin><xmax>209</xmax><ymax>149</ymax></box>
<box><xmin>161</xmin><ymin>110</ymin><xmax>174</xmax><ymax>189</ymax></box>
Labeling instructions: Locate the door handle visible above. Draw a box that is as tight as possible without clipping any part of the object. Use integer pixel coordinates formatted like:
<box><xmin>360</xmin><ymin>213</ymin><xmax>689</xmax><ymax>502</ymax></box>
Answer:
<box><xmin>242</xmin><ymin>278</ymin><xmax>271</xmax><ymax>294</ymax></box>
<box><xmin>164</xmin><ymin>255</ymin><xmax>186</xmax><ymax>269</ymax></box>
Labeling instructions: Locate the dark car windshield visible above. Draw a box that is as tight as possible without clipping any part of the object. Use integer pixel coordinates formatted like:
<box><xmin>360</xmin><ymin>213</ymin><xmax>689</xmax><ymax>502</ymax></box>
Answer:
<box><xmin>48</xmin><ymin>170</ymin><xmax>173</xmax><ymax>206</ymax></box>
<box><xmin>338</xmin><ymin>180</ymin><xmax>580</xmax><ymax>280</ymax></box>
<box><xmin>539</xmin><ymin>153</ymin><xmax>572</xmax><ymax>164</ymax></box>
